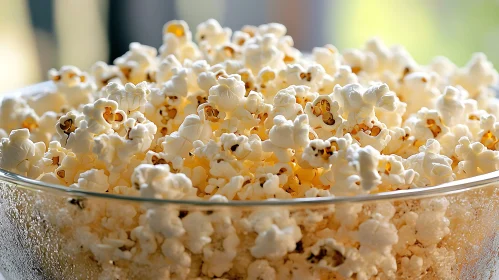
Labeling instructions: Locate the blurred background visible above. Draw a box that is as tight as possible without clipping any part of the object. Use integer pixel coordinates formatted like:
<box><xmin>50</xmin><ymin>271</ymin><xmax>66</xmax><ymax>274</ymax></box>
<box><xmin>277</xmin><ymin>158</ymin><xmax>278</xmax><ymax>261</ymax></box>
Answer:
<box><xmin>1</xmin><ymin>0</ymin><xmax>499</xmax><ymax>93</ymax></box>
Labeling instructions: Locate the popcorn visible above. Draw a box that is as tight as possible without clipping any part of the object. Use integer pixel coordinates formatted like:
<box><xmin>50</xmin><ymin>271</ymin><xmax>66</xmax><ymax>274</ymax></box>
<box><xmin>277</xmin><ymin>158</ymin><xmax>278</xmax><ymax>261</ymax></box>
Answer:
<box><xmin>162</xmin><ymin>114</ymin><xmax>211</xmax><ymax>158</ymax></box>
<box><xmin>156</xmin><ymin>54</ymin><xmax>182</xmax><ymax>84</ymax></box>
<box><xmin>132</xmin><ymin>164</ymin><xmax>197</xmax><ymax>199</ymax></box>
<box><xmin>113</xmin><ymin>42</ymin><xmax>158</xmax><ymax>84</ymax></box>
<box><xmin>452</xmin><ymin>53</ymin><xmax>498</xmax><ymax>97</ymax></box>
<box><xmin>247</xmin><ymin>260</ymin><xmax>276</xmax><ymax>280</ymax></box>
<box><xmin>305</xmin><ymin>95</ymin><xmax>343</xmax><ymax>134</ymax></box>
<box><xmin>404</xmin><ymin>107</ymin><xmax>449</xmax><ymax>147</ymax></box>
<box><xmin>208</xmin><ymin>75</ymin><xmax>246</xmax><ymax>113</ymax></box>
<box><xmin>160</xmin><ymin>20</ymin><xmax>200</xmax><ymax>62</ymax></box>
<box><xmin>82</xmin><ymin>98</ymin><xmax>127</xmax><ymax>135</ymax></box>
<box><xmin>334</xmin><ymin>83</ymin><xmax>397</xmax><ymax>126</ymax></box>
<box><xmin>0</xmin><ymin>96</ymin><xmax>39</xmax><ymax>132</ymax></box>
<box><xmin>182</xmin><ymin>211</ymin><xmax>214</xmax><ymax>253</ymax></box>
<box><xmin>48</xmin><ymin>65</ymin><xmax>95</xmax><ymax>109</ymax></box>
<box><xmin>263</xmin><ymin>114</ymin><xmax>310</xmax><ymax>162</ymax></box>
<box><xmin>71</xmin><ymin>169</ymin><xmax>109</xmax><ymax>192</ymax></box>
<box><xmin>265</xmin><ymin>86</ymin><xmax>304</xmax><ymax>128</ymax></box>
<box><xmin>251</xmin><ymin>224</ymin><xmax>300</xmax><ymax>259</ymax></box>
<box><xmin>243</xmin><ymin>34</ymin><xmax>285</xmax><ymax>74</ymax></box>
<box><xmin>332</xmin><ymin>65</ymin><xmax>359</xmax><ymax>86</ymax></box>
<box><xmin>4</xmin><ymin>19</ymin><xmax>499</xmax><ymax>280</ymax></box>
<box><xmin>106</xmin><ymin>82</ymin><xmax>150</xmax><ymax>114</ymax></box>
<box><xmin>353</xmin><ymin>145</ymin><xmax>382</xmax><ymax>191</ymax></box>
<box><xmin>0</xmin><ymin>129</ymin><xmax>45</xmax><ymax>178</ymax></box>
<box><xmin>90</xmin><ymin>61</ymin><xmax>125</xmax><ymax>89</ymax></box>
<box><xmin>313</xmin><ymin>44</ymin><xmax>341</xmax><ymax>75</ymax></box>
<box><xmin>455</xmin><ymin>136</ymin><xmax>499</xmax><ymax>177</ymax></box>
<box><xmin>93</xmin><ymin>113</ymin><xmax>157</xmax><ymax>172</ymax></box>
<box><xmin>281</xmin><ymin>64</ymin><xmax>326</xmax><ymax>92</ymax></box>
<box><xmin>277</xmin><ymin>35</ymin><xmax>301</xmax><ymax>64</ymax></box>
<box><xmin>196</xmin><ymin>19</ymin><xmax>232</xmax><ymax>48</ymax></box>
<box><xmin>398</xmin><ymin>72</ymin><xmax>439</xmax><ymax>115</ymax></box>
<box><xmin>405</xmin><ymin>139</ymin><xmax>455</xmax><ymax>186</ymax></box>
<box><xmin>476</xmin><ymin>114</ymin><xmax>499</xmax><ymax>150</ymax></box>
<box><xmin>435</xmin><ymin>86</ymin><xmax>466</xmax><ymax>127</ymax></box>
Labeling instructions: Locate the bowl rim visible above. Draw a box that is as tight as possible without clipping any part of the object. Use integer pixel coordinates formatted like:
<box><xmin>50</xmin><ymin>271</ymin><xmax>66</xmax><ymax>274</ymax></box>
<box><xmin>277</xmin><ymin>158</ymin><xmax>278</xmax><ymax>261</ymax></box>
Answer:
<box><xmin>1</xmin><ymin>168</ymin><xmax>498</xmax><ymax>207</ymax></box>
<box><xmin>1</xmin><ymin>82</ymin><xmax>499</xmax><ymax>207</ymax></box>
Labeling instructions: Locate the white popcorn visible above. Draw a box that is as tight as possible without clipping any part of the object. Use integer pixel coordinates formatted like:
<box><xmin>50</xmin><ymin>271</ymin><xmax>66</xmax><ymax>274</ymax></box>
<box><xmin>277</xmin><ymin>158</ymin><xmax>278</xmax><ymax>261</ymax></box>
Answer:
<box><xmin>160</xmin><ymin>67</ymin><xmax>189</xmax><ymax>103</ymax></box>
<box><xmin>196</xmin><ymin>19</ymin><xmax>232</xmax><ymax>48</ymax></box>
<box><xmin>452</xmin><ymin>53</ymin><xmax>498</xmax><ymax>97</ymax></box>
<box><xmin>93</xmin><ymin>114</ymin><xmax>157</xmax><ymax>172</ymax></box>
<box><xmin>377</xmin><ymin>154</ymin><xmax>417</xmax><ymax>190</ymax></box>
<box><xmin>90</xmin><ymin>61</ymin><xmax>125</xmax><ymax>89</ymax></box>
<box><xmin>258</xmin><ymin>22</ymin><xmax>287</xmax><ymax>38</ymax></box>
<box><xmin>130</xmin><ymin>225</ymin><xmax>158</xmax><ymax>261</ymax></box>
<box><xmin>313</xmin><ymin>44</ymin><xmax>341</xmax><ymax>75</ymax></box>
<box><xmin>436</xmin><ymin>86</ymin><xmax>466</xmax><ymax>127</ymax></box>
<box><xmin>0</xmin><ymin>129</ymin><xmax>45</xmax><ymax>177</ymax></box>
<box><xmin>398</xmin><ymin>72</ymin><xmax>440</xmax><ymax>115</ymax></box>
<box><xmin>30</xmin><ymin>111</ymin><xmax>58</xmax><ymax>145</ymax></box>
<box><xmin>156</xmin><ymin>54</ymin><xmax>182</xmax><ymax>84</ymax></box>
<box><xmin>82</xmin><ymin>98</ymin><xmax>127</xmax><ymax>135</ymax></box>
<box><xmin>266</xmin><ymin>86</ymin><xmax>304</xmax><ymax>128</ymax></box>
<box><xmin>160</xmin><ymin>20</ymin><xmax>200</xmax><ymax>63</ymax></box>
<box><xmin>405</xmin><ymin>139</ymin><xmax>455</xmax><ymax>186</ymax></box>
<box><xmin>281</xmin><ymin>64</ymin><xmax>326</xmax><ymax>92</ymax></box>
<box><xmin>305</xmin><ymin>95</ymin><xmax>343</xmax><ymax>135</ymax></box>
<box><xmin>243</xmin><ymin>34</ymin><xmax>285</xmax><ymax>74</ymax></box>
<box><xmin>374</xmin><ymin>94</ymin><xmax>406</xmax><ymax>128</ymax></box>
<box><xmin>332</xmin><ymin>65</ymin><xmax>359</xmax><ymax>86</ymax></box>
<box><xmin>438</xmin><ymin>124</ymin><xmax>472</xmax><ymax>158</ymax></box>
<box><xmin>352</xmin><ymin>145</ymin><xmax>382</xmax><ymax>191</ymax></box>
<box><xmin>476</xmin><ymin>114</ymin><xmax>499</xmax><ymax>150</ymax></box>
<box><xmin>208</xmin><ymin>75</ymin><xmax>246</xmax><ymax>113</ymax></box>
<box><xmin>161</xmin><ymin>237</ymin><xmax>191</xmax><ymax>268</ymax></box>
<box><xmin>132</xmin><ymin>164</ymin><xmax>197</xmax><ymax>199</ymax></box>
<box><xmin>334</xmin><ymin>83</ymin><xmax>397</xmax><ymax>126</ymax></box>
<box><xmin>247</xmin><ymin>260</ymin><xmax>276</xmax><ymax>280</ymax></box>
<box><xmin>415</xmin><ymin>198</ymin><xmax>450</xmax><ymax>246</ymax></box>
<box><xmin>182</xmin><ymin>212</ymin><xmax>214</xmax><ymax>253</ymax></box>
<box><xmin>163</xmin><ymin>114</ymin><xmax>211</xmax><ymax>158</ymax></box>
<box><xmin>106</xmin><ymin>82</ymin><xmax>150</xmax><ymax>114</ymax></box>
<box><xmin>263</xmin><ymin>114</ymin><xmax>310</xmax><ymax>162</ymax></box>
<box><xmin>455</xmin><ymin>136</ymin><xmax>499</xmax><ymax>177</ymax></box>
<box><xmin>342</xmin><ymin>48</ymin><xmax>377</xmax><ymax>75</ymax></box>
<box><xmin>48</xmin><ymin>65</ymin><xmax>95</xmax><ymax>109</ymax></box>
<box><xmin>71</xmin><ymin>169</ymin><xmax>109</xmax><ymax>192</ymax></box>
<box><xmin>251</xmin><ymin>224</ymin><xmax>299</xmax><ymax>259</ymax></box>
<box><xmin>405</xmin><ymin>107</ymin><xmax>449</xmax><ymax>146</ymax></box>
<box><xmin>0</xmin><ymin>96</ymin><xmax>40</xmax><ymax>132</ymax></box>
<box><xmin>428</xmin><ymin>56</ymin><xmax>456</xmax><ymax>79</ymax></box>
<box><xmin>113</xmin><ymin>42</ymin><xmax>158</xmax><ymax>84</ymax></box>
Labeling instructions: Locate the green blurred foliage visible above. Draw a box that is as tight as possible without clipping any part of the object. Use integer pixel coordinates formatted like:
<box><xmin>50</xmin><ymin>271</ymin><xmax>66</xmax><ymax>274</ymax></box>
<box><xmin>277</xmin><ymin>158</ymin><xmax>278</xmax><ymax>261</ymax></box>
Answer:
<box><xmin>333</xmin><ymin>0</ymin><xmax>499</xmax><ymax>67</ymax></box>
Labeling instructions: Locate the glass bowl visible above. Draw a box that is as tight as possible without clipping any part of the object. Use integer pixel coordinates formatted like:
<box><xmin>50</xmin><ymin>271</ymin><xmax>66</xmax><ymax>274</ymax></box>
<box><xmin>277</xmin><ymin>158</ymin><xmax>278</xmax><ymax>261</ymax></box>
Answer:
<box><xmin>0</xmin><ymin>84</ymin><xmax>498</xmax><ymax>280</ymax></box>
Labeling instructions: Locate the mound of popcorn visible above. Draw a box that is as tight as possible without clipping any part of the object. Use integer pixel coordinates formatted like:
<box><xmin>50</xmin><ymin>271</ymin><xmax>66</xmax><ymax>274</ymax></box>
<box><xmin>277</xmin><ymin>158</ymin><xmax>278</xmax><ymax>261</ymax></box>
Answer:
<box><xmin>1</xmin><ymin>19</ymin><xmax>498</xmax><ymax>279</ymax></box>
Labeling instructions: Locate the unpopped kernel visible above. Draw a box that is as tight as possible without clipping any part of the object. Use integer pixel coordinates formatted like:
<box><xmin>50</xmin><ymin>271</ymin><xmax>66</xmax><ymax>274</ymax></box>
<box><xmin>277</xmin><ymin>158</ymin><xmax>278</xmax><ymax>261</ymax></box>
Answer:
<box><xmin>1</xmin><ymin>19</ymin><xmax>498</xmax><ymax>279</ymax></box>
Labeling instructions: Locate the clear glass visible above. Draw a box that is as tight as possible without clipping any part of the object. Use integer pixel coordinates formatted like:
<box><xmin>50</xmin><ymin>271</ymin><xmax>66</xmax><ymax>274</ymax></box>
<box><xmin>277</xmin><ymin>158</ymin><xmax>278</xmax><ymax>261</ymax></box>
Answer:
<box><xmin>0</xmin><ymin>84</ymin><xmax>498</xmax><ymax>279</ymax></box>
<box><xmin>0</xmin><ymin>169</ymin><xmax>498</xmax><ymax>279</ymax></box>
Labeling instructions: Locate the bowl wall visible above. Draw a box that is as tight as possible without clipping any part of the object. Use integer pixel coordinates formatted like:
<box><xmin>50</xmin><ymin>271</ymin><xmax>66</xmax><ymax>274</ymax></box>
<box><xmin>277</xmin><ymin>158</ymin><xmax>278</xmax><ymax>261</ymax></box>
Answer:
<box><xmin>0</xmin><ymin>177</ymin><xmax>498</xmax><ymax>279</ymax></box>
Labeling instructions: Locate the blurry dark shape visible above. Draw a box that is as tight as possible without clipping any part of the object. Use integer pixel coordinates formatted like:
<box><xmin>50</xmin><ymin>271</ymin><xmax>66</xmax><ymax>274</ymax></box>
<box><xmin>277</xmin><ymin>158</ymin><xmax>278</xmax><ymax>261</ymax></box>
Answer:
<box><xmin>28</xmin><ymin>0</ymin><xmax>56</xmax><ymax>79</ymax></box>
<box><xmin>107</xmin><ymin>0</ymin><xmax>177</xmax><ymax>63</ymax></box>
<box><xmin>28</xmin><ymin>0</ymin><xmax>54</xmax><ymax>33</ymax></box>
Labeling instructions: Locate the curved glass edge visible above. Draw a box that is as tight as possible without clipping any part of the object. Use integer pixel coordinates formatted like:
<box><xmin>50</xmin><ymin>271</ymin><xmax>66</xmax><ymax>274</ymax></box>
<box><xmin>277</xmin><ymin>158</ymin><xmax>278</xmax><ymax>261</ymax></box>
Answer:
<box><xmin>1</xmin><ymin>81</ymin><xmax>499</xmax><ymax>207</ymax></box>
<box><xmin>1</xmin><ymin>168</ymin><xmax>499</xmax><ymax>207</ymax></box>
